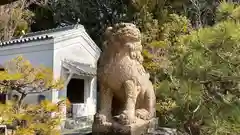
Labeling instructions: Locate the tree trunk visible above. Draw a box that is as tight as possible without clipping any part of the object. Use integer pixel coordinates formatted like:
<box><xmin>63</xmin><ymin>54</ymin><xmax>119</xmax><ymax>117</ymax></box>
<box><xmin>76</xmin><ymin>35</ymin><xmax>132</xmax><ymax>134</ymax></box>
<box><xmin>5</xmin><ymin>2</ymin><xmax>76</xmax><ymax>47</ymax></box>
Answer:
<box><xmin>18</xmin><ymin>93</ymin><xmax>27</xmax><ymax>110</ymax></box>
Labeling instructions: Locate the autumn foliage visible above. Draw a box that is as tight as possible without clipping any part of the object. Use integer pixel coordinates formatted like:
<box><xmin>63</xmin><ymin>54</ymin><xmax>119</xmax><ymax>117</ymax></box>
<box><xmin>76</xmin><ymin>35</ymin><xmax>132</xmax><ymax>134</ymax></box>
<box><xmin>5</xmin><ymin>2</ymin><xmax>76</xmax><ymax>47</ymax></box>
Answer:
<box><xmin>0</xmin><ymin>56</ymin><xmax>64</xmax><ymax>135</ymax></box>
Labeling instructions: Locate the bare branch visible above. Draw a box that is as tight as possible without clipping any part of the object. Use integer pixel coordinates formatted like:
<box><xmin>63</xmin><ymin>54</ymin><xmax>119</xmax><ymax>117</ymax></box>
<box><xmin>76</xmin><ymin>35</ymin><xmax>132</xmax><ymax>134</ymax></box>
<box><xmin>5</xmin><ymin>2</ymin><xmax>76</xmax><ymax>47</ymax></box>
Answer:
<box><xmin>26</xmin><ymin>87</ymin><xmax>52</xmax><ymax>94</ymax></box>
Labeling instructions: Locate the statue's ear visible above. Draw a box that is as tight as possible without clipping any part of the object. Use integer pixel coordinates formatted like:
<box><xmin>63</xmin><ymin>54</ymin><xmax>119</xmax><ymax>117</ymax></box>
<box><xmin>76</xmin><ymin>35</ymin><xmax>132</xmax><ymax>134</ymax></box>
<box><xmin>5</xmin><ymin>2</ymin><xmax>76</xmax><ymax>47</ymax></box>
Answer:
<box><xmin>102</xmin><ymin>41</ymin><xmax>108</xmax><ymax>50</ymax></box>
<box><xmin>102</xmin><ymin>27</ymin><xmax>113</xmax><ymax>50</ymax></box>
<box><xmin>104</xmin><ymin>26</ymin><xmax>113</xmax><ymax>38</ymax></box>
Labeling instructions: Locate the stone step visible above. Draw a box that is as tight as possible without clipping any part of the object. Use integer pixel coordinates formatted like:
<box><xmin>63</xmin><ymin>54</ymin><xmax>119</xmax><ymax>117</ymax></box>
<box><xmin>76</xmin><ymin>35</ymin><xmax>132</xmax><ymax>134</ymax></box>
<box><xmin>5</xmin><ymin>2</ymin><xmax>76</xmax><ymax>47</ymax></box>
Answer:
<box><xmin>62</xmin><ymin>127</ymin><xmax>92</xmax><ymax>135</ymax></box>
<box><xmin>64</xmin><ymin>116</ymin><xmax>94</xmax><ymax>130</ymax></box>
<box><xmin>147</xmin><ymin>127</ymin><xmax>177</xmax><ymax>135</ymax></box>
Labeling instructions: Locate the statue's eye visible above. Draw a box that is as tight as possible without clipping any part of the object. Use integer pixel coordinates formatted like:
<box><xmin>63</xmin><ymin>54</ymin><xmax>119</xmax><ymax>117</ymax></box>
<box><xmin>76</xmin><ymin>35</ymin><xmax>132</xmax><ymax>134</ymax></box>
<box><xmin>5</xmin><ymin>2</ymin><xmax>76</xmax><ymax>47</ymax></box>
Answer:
<box><xmin>131</xmin><ymin>52</ymin><xmax>136</xmax><ymax>58</ymax></box>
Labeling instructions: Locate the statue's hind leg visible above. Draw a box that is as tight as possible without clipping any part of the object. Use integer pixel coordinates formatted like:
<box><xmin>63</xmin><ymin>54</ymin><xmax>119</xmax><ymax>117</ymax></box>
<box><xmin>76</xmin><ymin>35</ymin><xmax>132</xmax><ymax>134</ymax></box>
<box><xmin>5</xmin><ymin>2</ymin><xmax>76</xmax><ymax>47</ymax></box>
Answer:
<box><xmin>146</xmin><ymin>86</ymin><xmax>156</xmax><ymax>118</ymax></box>
<box><xmin>136</xmin><ymin>86</ymin><xmax>156</xmax><ymax>120</ymax></box>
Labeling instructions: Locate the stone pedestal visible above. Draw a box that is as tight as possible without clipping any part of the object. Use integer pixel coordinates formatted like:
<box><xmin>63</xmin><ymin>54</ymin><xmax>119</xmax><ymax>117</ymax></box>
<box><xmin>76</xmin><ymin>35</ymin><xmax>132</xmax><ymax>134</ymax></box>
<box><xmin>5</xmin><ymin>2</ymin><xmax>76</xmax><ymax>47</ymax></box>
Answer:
<box><xmin>92</xmin><ymin>118</ymin><xmax>157</xmax><ymax>135</ymax></box>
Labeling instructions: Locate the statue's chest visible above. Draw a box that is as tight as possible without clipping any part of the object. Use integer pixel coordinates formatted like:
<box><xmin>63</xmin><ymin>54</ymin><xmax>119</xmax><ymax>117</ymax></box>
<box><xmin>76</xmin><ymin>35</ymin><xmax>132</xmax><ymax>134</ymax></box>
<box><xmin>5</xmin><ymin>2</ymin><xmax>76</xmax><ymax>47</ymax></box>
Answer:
<box><xmin>103</xmin><ymin>57</ymin><xmax>147</xmax><ymax>80</ymax></box>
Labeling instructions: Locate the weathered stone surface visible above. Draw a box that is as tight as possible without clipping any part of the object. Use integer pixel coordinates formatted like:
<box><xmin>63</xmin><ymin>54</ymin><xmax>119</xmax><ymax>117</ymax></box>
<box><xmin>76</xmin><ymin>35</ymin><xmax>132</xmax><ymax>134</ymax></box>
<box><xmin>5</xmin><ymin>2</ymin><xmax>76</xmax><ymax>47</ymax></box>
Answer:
<box><xmin>92</xmin><ymin>118</ymin><xmax>157</xmax><ymax>135</ymax></box>
<box><xmin>65</xmin><ymin>116</ymin><xmax>93</xmax><ymax>129</ymax></box>
<box><xmin>93</xmin><ymin>23</ymin><xmax>156</xmax><ymax>134</ymax></box>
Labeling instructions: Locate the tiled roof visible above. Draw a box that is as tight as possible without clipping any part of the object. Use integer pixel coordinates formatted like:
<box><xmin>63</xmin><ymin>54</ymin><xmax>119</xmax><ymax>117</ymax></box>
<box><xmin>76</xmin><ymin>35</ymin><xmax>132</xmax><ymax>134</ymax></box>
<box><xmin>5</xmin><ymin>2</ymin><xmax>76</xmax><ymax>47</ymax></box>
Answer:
<box><xmin>0</xmin><ymin>24</ymin><xmax>84</xmax><ymax>47</ymax></box>
<box><xmin>62</xmin><ymin>59</ymin><xmax>96</xmax><ymax>76</ymax></box>
<box><xmin>23</xmin><ymin>24</ymin><xmax>84</xmax><ymax>37</ymax></box>
<box><xmin>0</xmin><ymin>35</ymin><xmax>53</xmax><ymax>46</ymax></box>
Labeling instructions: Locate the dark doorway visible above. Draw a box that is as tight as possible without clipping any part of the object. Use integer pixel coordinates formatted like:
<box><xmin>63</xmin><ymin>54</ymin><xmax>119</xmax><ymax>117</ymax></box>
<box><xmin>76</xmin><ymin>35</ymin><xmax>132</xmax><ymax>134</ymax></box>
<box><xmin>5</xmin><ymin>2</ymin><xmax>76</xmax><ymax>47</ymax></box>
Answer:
<box><xmin>38</xmin><ymin>95</ymin><xmax>46</xmax><ymax>103</ymax></box>
<box><xmin>0</xmin><ymin>64</ymin><xmax>5</xmax><ymax>71</ymax></box>
<box><xmin>67</xmin><ymin>78</ymin><xmax>85</xmax><ymax>103</ymax></box>
<box><xmin>0</xmin><ymin>92</ymin><xmax>6</xmax><ymax>104</ymax></box>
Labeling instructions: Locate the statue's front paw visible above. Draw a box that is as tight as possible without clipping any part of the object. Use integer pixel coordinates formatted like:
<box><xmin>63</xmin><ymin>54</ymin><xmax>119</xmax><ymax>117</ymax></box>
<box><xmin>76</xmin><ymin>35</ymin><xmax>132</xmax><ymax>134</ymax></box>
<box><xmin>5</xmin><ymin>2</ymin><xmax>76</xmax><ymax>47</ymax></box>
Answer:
<box><xmin>94</xmin><ymin>113</ymin><xmax>108</xmax><ymax>124</ymax></box>
<box><xmin>114</xmin><ymin>111</ymin><xmax>136</xmax><ymax>125</ymax></box>
<box><xmin>136</xmin><ymin>109</ymin><xmax>151</xmax><ymax>120</ymax></box>
<box><xmin>120</xmin><ymin>113</ymin><xmax>136</xmax><ymax>125</ymax></box>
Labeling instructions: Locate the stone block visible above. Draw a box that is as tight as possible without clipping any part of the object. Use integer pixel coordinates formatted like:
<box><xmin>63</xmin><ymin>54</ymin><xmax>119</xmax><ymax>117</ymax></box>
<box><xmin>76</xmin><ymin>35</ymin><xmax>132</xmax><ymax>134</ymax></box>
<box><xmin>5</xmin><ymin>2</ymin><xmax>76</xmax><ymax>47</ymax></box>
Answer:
<box><xmin>92</xmin><ymin>118</ymin><xmax>157</xmax><ymax>135</ymax></box>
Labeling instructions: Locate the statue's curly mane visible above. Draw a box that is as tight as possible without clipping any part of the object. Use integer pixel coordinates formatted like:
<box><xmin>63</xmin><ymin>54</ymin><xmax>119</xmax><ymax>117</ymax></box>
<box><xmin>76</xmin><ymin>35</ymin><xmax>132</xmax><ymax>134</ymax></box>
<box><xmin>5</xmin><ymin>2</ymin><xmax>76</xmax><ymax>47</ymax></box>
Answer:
<box><xmin>101</xmin><ymin>23</ymin><xmax>143</xmax><ymax>63</ymax></box>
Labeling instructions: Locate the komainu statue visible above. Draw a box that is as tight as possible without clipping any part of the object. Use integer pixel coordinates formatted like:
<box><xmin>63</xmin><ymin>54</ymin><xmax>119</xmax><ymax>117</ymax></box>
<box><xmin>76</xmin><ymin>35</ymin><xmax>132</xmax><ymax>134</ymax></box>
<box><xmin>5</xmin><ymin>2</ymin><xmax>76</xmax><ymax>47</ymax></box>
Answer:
<box><xmin>93</xmin><ymin>23</ymin><xmax>156</xmax><ymax>135</ymax></box>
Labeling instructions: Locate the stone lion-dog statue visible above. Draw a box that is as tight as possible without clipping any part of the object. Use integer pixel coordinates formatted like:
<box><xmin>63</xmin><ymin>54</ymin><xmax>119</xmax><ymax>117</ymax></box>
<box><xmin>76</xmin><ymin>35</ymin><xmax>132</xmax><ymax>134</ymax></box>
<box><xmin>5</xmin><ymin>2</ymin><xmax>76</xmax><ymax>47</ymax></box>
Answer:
<box><xmin>95</xmin><ymin>23</ymin><xmax>156</xmax><ymax>126</ymax></box>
